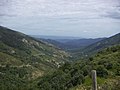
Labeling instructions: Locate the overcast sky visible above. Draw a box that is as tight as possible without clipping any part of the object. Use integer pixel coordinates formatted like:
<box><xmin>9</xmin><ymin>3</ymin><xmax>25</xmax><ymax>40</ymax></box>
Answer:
<box><xmin>0</xmin><ymin>0</ymin><xmax>120</xmax><ymax>38</ymax></box>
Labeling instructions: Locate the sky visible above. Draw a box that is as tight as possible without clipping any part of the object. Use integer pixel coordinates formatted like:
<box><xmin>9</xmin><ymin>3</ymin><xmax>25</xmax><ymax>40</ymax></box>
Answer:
<box><xmin>0</xmin><ymin>0</ymin><xmax>120</xmax><ymax>38</ymax></box>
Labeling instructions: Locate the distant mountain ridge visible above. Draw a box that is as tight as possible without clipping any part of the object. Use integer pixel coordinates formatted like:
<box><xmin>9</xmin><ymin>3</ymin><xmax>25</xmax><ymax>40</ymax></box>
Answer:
<box><xmin>83</xmin><ymin>33</ymin><xmax>120</xmax><ymax>54</ymax></box>
<box><xmin>69</xmin><ymin>33</ymin><xmax>120</xmax><ymax>60</ymax></box>
<box><xmin>31</xmin><ymin>35</ymin><xmax>82</xmax><ymax>40</ymax></box>
<box><xmin>36</xmin><ymin>38</ymin><xmax>104</xmax><ymax>51</ymax></box>
<box><xmin>61</xmin><ymin>38</ymin><xmax>104</xmax><ymax>49</ymax></box>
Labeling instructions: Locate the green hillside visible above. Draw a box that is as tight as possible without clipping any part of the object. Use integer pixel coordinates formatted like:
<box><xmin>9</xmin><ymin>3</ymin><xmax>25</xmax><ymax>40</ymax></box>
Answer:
<box><xmin>36</xmin><ymin>45</ymin><xmax>120</xmax><ymax>90</ymax></box>
<box><xmin>71</xmin><ymin>45</ymin><xmax>120</xmax><ymax>90</ymax></box>
<box><xmin>83</xmin><ymin>33</ymin><xmax>120</xmax><ymax>54</ymax></box>
<box><xmin>0</xmin><ymin>26</ymin><xmax>120</xmax><ymax>90</ymax></box>
<box><xmin>0</xmin><ymin>26</ymin><xmax>69</xmax><ymax>89</ymax></box>
<box><xmin>72</xmin><ymin>33</ymin><xmax>120</xmax><ymax>59</ymax></box>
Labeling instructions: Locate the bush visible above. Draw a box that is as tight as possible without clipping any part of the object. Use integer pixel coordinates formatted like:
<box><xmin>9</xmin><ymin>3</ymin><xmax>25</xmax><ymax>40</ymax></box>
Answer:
<box><xmin>96</xmin><ymin>65</ymin><xmax>108</xmax><ymax>78</ymax></box>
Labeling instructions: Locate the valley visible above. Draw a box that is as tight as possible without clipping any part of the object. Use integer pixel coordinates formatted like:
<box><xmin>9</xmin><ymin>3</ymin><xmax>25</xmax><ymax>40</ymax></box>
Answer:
<box><xmin>0</xmin><ymin>26</ymin><xmax>120</xmax><ymax>90</ymax></box>
<box><xmin>0</xmin><ymin>0</ymin><xmax>120</xmax><ymax>90</ymax></box>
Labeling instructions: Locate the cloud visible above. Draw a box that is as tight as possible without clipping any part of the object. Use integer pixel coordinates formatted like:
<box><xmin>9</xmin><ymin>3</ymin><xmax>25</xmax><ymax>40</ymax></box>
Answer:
<box><xmin>0</xmin><ymin>0</ymin><xmax>119</xmax><ymax>19</ymax></box>
<box><xmin>0</xmin><ymin>0</ymin><xmax>120</xmax><ymax>38</ymax></box>
<box><xmin>104</xmin><ymin>11</ymin><xmax>120</xmax><ymax>19</ymax></box>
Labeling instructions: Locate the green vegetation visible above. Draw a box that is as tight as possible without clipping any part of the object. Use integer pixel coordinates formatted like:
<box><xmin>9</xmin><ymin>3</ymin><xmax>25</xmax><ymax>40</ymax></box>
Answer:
<box><xmin>0</xmin><ymin>26</ymin><xmax>70</xmax><ymax>89</ymax></box>
<box><xmin>0</xmin><ymin>26</ymin><xmax>120</xmax><ymax>90</ymax></box>
<box><xmin>37</xmin><ymin>62</ymin><xmax>85</xmax><ymax>90</ymax></box>
<box><xmin>84</xmin><ymin>33</ymin><xmax>120</xmax><ymax>54</ymax></box>
<box><xmin>72</xmin><ymin>33</ymin><xmax>120</xmax><ymax>59</ymax></box>
<box><xmin>37</xmin><ymin>45</ymin><xmax>120</xmax><ymax>90</ymax></box>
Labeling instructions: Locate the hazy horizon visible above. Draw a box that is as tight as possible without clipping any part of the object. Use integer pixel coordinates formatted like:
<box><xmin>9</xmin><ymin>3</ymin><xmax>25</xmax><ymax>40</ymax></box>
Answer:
<box><xmin>0</xmin><ymin>0</ymin><xmax>120</xmax><ymax>38</ymax></box>
<box><xmin>31</xmin><ymin>34</ymin><xmax>109</xmax><ymax>39</ymax></box>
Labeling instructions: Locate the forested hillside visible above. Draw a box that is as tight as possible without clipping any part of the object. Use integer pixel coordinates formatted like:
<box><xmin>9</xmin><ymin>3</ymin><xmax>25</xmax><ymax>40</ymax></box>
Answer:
<box><xmin>36</xmin><ymin>45</ymin><xmax>120</xmax><ymax>90</ymax></box>
<box><xmin>0</xmin><ymin>26</ymin><xmax>69</xmax><ymax>89</ymax></box>
<box><xmin>72</xmin><ymin>33</ymin><xmax>120</xmax><ymax>60</ymax></box>
<box><xmin>82</xmin><ymin>33</ymin><xmax>120</xmax><ymax>54</ymax></box>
